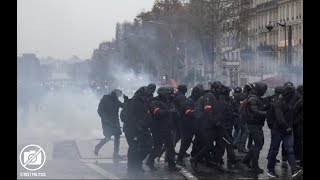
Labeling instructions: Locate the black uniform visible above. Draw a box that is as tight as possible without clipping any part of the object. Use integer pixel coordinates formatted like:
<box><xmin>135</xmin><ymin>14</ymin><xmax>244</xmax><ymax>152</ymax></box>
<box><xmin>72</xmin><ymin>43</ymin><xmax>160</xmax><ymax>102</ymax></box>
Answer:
<box><xmin>126</xmin><ymin>87</ymin><xmax>153</xmax><ymax>173</ymax></box>
<box><xmin>212</xmin><ymin>87</ymin><xmax>239</xmax><ymax>166</ymax></box>
<box><xmin>177</xmin><ymin>87</ymin><xmax>202</xmax><ymax>165</ymax></box>
<box><xmin>242</xmin><ymin>82</ymin><xmax>267</xmax><ymax>173</ymax></box>
<box><xmin>146</xmin><ymin>87</ymin><xmax>180</xmax><ymax>171</ymax></box>
<box><xmin>95</xmin><ymin>89</ymin><xmax>124</xmax><ymax>158</ymax></box>
<box><xmin>190</xmin><ymin>90</ymin><xmax>226</xmax><ymax>170</ymax></box>
<box><xmin>172</xmin><ymin>89</ymin><xmax>187</xmax><ymax>145</ymax></box>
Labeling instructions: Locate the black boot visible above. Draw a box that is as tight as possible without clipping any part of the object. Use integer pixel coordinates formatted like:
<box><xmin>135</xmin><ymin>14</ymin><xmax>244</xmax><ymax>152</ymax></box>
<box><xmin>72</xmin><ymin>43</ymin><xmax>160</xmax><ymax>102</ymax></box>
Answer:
<box><xmin>146</xmin><ymin>160</ymin><xmax>157</xmax><ymax>171</ymax></box>
<box><xmin>190</xmin><ymin>158</ymin><xmax>198</xmax><ymax>170</ymax></box>
<box><xmin>168</xmin><ymin>166</ymin><xmax>181</xmax><ymax>171</ymax></box>
<box><xmin>242</xmin><ymin>159</ymin><xmax>251</xmax><ymax>169</ymax></box>
<box><xmin>176</xmin><ymin>159</ymin><xmax>186</xmax><ymax>167</ymax></box>
<box><xmin>252</xmin><ymin>167</ymin><xmax>264</xmax><ymax>174</ymax></box>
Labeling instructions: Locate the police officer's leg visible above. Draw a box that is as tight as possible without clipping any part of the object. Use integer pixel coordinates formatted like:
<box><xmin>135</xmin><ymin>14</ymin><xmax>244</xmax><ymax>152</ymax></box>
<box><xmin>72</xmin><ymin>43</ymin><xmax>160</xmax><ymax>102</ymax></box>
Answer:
<box><xmin>163</xmin><ymin>131</ymin><xmax>176</xmax><ymax>167</ymax></box>
<box><xmin>281</xmin><ymin>141</ymin><xmax>287</xmax><ymax>161</ymax></box>
<box><xmin>239</xmin><ymin>123</ymin><xmax>250</xmax><ymax>152</ymax></box>
<box><xmin>191</xmin><ymin>130</ymin><xmax>201</xmax><ymax>157</ymax></box>
<box><xmin>213</xmin><ymin>131</ymin><xmax>225</xmax><ymax>165</ymax></box>
<box><xmin>126</xmin><ymin>131</ymin><xmax>136</xmax><ymax>172</ymax></box>
<box><xmin>247</xmin><ymin>132</ymin><xmax>253</xmax><ymax>149</ymax></box>
<box><xmin>177</xmin><ymin>126</ymin><xmax>193</xmax><ymax>163</ymax></box>
<box><xmin>138</xmin><ymin>132</ymin><xmax>153</xmax><ymax>172</ymax></box>
<box><xmin>224</xmin><ymin>128</ymin><xmax>239</xmax><ymax>164</ymax></box>
<box><xmin>146</xmin><ymin>132</ymin><xmax>163</xmax><ymax>170</ymax></box>
<box><xmin>250</xmin><ymin>125</ymin><xmax>264</xmax><ymax>172</ymax></box>
<box><xmin>191</xmin><ymin>129</ymin><xmax>214</xmax><ymax>166</ymax></box>
<box><xmin>242</xmin><ymin>125</ymin><xmax>255</xmax><ymax>168</ymax></box>
<box><xmin>267</xmin><ymin>129</ymin><xmax>283</xmax><ymax>172</ymax></box>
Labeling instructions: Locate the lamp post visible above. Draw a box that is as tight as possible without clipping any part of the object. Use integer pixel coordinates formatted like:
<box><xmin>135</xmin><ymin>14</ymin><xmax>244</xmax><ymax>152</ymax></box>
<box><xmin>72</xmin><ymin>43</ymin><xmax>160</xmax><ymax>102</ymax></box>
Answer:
<box><xmin>266</xmin><ymin>21</ymin><xmax>292</xmax><ymax>66</ymax></box>
<box><xmin>147</xmin><ymin>21</ymin><xmax>176</xmax><ymax>80</ymax></box>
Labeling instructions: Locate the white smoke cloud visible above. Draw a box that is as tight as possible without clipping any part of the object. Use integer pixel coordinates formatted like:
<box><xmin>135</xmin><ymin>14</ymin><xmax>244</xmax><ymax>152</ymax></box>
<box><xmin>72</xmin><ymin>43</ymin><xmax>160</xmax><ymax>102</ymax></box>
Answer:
<box><xmin>17</xmin><ymin>87</ymin><xmax>102</xmax><ymax>144</ymax></box>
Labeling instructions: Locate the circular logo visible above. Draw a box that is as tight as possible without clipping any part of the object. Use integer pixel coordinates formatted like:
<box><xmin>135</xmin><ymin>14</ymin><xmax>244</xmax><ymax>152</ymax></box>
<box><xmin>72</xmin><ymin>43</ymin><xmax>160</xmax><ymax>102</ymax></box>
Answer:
<box><xmin>19</xmin><ymin>144</ymin><xmax>46</xmax><ymax>171</ymax></box>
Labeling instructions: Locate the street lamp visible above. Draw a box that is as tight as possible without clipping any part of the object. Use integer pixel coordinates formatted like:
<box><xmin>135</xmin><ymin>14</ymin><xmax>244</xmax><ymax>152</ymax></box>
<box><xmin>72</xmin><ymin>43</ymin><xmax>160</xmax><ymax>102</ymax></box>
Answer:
<box><xmin>266</xmin><ymin>21</ymin><xmax>292</xmax><ymax>66</ymax></box>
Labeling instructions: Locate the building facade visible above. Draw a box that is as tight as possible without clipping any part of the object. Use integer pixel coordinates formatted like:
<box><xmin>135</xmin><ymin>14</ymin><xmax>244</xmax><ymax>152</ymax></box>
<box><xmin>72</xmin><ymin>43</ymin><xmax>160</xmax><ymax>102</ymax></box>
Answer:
<box><xmin>239</xmin><ymin>0</ymin><xmax>303</xmax><ymax>86</ymax></box>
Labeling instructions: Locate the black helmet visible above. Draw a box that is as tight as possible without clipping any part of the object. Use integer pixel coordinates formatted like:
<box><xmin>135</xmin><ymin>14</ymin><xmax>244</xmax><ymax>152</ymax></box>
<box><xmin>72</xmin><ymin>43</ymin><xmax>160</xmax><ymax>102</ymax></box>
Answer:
<box><xmin>274</xmin><ymin>86</ymin><xmax>284</xmax><ymax>95</ymax></box>
<box><xmin>157</xmin><ymin>86</ymin><xmax>174</xmax><ymax>95</ymax></box>
<box><xmin>234</xmin><ymin>87</ymin><xmax>242</xmax><ymax>94</ymax></box>
<box><xmin>191</xmin><ymin>86</ymin><xmax>202</xmax><ymax>99</ymax></box>
<box><xmin>211</xmin><ymin>81</ymin><xmax>222</xmax><ymax>89</ymax></box>
<box><xmin>253</xmin><ymin>82</ymin><xmax>267</xmax><ymax>96</ymax></box>
<box><xmin>211</xmin><ymin>81</ymin><xmax>224</xmax><ymax>92</ymax></box>
<box><xmin>147</xmin><ymin>83</ymin><xmax>156</xmax><ymax>91</ymax></box>
<box><xmin>282</xmin><ymin>82</ymin><xmax>295</xmax><ymax>98</ymax></box>
<box><xmin>244</xmin><ymin>83</ymin><xmax>253</xmax><ymax>92</ymax></box>
<box><xmin>177</xmin><ymin>84</ymin><xmax>187</xmax><ymax>94</ymax></box>
<box><xmin>284</xmin><ymin>81</ymin><xmax>295</xmax><ymax>88</ymax></box>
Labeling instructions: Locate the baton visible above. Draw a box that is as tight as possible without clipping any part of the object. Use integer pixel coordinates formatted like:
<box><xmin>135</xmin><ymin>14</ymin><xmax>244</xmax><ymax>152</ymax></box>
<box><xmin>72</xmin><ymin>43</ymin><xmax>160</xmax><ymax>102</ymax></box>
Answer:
<box><xmin>222</xmin><ymin>137</ymin><xmax>231</xmax><ymax>145</ymax></box>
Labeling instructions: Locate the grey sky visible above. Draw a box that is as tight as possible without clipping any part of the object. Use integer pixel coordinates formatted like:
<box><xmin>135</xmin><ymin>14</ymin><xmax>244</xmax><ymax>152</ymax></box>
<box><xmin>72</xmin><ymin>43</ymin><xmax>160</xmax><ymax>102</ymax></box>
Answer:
<box><xmin>17</xmin><ymin>0</ymin><xmax>154</xmax><ymax>60</ymax></box>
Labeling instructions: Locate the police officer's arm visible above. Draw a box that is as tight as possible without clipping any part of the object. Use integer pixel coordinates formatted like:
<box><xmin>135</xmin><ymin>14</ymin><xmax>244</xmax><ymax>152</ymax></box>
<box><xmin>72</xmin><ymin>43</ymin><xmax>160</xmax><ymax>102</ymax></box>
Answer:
<box><xmin>274</xmin><ymin>100</ymin><xmax>289</xmax><ymax>130</ymax></box>
<box><xmin>183</xmin><ymin>99</ymin><xmax>194</xmax><ymax>117</ymax></box>
<box><xmin>150</xmin><ymin>101</ymin><xmax>167</xmax><ymax>118</ymax></box>
<box><xmin>248</xmin><ymin>98</ymin><xmax>267</xmax><ymax>116</ymax></box>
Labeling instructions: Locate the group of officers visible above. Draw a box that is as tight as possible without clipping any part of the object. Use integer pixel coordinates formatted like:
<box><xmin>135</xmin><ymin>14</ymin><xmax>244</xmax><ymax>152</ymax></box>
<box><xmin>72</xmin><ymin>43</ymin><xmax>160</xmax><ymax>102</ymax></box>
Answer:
<box><xmin>94</xmin><ymin>81</ymin><xmax>303</xmax><ymax>178</ymax></box>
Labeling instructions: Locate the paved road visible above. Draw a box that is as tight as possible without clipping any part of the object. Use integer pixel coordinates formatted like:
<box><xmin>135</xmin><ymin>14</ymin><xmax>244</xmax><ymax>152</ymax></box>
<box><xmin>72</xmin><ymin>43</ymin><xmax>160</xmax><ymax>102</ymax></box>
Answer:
<box><xmin>17</xmin><ymin>124</ymin><xmax>303</xmax><ymax>179</ymax></box>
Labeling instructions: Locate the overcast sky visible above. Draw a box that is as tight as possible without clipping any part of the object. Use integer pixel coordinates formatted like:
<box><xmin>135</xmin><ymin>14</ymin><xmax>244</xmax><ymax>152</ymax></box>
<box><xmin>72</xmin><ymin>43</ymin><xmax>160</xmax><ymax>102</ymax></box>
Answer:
<box><xmin>17</xmin><ymin>0</ymin><xmax>154</xmax><ymax>60</ymax></box>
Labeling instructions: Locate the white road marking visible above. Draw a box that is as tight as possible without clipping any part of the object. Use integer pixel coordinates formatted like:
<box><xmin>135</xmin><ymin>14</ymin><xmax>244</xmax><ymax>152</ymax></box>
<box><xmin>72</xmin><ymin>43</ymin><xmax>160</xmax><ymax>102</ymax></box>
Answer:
<box><xmin>84</xmin><ymin>162</ymin><xmax>120</xmax><ymax>179</ymax></box>
<box><xmin>80</xmin><ymin>158</ymin><xmax>127</xmax><ymax>164</ymax></box>
<box><xmin>176</xmin><ymin>165</ymin><xmax>198</xmax><ymax>180</ymax></box>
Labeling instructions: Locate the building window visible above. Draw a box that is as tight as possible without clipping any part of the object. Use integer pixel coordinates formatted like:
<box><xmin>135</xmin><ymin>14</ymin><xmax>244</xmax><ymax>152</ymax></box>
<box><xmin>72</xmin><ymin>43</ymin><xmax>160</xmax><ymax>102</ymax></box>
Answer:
<box><xmin>236</xmin><ymin>52</ymin><xmax>239</xmax><ymax>61</ymax></box>
<box><xmin>240</xmin><ymin>78</ymin><xmax>247</xmax><ymax>87</ymax></box>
